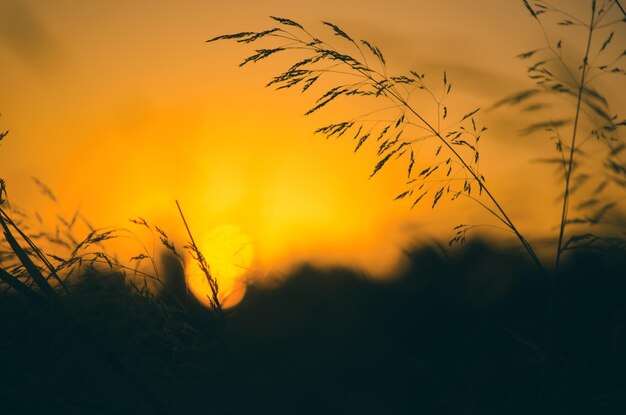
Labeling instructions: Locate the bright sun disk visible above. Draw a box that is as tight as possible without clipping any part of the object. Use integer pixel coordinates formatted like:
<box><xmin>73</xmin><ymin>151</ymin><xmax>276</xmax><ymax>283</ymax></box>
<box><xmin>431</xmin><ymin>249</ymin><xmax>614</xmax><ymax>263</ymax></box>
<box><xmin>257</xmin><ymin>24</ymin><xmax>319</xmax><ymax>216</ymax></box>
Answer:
<box><xmin>186</xmin><ymin>224</ymin><xmax>254</xmax><ymax>309</ymax></box>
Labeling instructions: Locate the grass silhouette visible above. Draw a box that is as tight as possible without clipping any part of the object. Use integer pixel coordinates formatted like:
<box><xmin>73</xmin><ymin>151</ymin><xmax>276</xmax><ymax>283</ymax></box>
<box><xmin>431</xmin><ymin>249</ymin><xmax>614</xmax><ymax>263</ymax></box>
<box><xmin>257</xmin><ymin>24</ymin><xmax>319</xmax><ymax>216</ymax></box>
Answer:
<box><xmin>207</xmin><ymin>0</ymin><xmax>626</xmax><ymax>275</ymax></box>
<box><xmin>1</xmin><ymin>238</ymin><xmax>625</xmax><ymax>413</ymax></box>
<box><xmin>1</xmin><ymin>1</ymin><xmax>625</xmax><ymax>414</ymax></box>
<box><xmin>0</xmin><ymin>175</ymin><xmax>227</xmax><ymax>413</ymax></box>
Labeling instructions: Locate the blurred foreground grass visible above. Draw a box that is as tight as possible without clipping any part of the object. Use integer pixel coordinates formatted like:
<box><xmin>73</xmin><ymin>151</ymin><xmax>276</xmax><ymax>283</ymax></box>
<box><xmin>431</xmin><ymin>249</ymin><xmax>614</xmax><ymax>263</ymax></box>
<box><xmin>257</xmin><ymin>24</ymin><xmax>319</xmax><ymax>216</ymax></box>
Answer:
<box><xmin>1</xmin><ymin>236</ymin><xmax>625</xmax><ymax>414</ymax></box>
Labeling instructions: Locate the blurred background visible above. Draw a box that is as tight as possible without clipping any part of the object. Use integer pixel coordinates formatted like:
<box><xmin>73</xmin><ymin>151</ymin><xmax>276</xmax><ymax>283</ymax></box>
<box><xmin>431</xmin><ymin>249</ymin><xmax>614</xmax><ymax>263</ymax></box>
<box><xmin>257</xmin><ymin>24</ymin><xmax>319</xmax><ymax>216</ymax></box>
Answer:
<box><xmin>0</xmin><ymin>1</ymin><xmax>620</xmax><ymax>307</ymax></box>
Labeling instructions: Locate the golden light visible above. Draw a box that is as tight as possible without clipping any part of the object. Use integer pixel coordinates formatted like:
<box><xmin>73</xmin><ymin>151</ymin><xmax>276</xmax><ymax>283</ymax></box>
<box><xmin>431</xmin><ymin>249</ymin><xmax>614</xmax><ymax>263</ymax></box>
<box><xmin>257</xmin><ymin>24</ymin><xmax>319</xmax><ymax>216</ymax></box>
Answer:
<box><xmin>186</xmin><ymin>224</ymin><xmax>254</xmax><ymax>309</ymax></box>
<box><xmin>0</xmin><ymin>0</ymin><xmax>610</xmax><ymax>306</ymax></box>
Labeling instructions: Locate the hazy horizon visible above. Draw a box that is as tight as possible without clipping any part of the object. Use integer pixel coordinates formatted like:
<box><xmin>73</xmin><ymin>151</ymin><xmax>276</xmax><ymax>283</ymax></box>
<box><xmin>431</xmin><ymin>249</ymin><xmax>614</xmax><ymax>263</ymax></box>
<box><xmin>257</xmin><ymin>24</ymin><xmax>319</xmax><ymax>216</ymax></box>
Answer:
<box><xmin>1</xmin><ymin>0</ymin><xmax>622</xmax><ymax>306</ymax></box>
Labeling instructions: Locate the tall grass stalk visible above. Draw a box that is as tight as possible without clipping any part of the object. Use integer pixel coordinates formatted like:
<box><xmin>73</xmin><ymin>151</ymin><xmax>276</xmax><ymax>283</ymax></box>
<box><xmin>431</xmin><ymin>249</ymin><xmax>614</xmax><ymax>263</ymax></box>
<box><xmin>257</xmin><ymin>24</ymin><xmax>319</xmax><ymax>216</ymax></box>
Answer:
<box><xmin>208</xmin><ymin>1</ymin><xmax>625</xmax><ymax>275</ymax></box>
<box><xmin>0</xmin><ymin>180</ymin><xmax>171</xmax><ymax>414</ymax></box>
<box><xmin>512</xmin><ymin>0</ymin><xmax>626</xmax><ymax>274</ymax></box>
<box><xmin>554</xmin><ymin>0</ymin><xmax>598</xmax><ymax>276</ymax></box>
<box><xmin>207</xmin><ymin>16</ymin><xmax>546</xmax><ymax>273</ymax></box>
<box><xmin>555</xmin><ymin>7</ymin><xmax>595</xmax><ymax>277</ymax></box>
<box><xmin>176</xmin><ymin>200</ymin><xmax>225</xmax><ymax>326</ymax></box>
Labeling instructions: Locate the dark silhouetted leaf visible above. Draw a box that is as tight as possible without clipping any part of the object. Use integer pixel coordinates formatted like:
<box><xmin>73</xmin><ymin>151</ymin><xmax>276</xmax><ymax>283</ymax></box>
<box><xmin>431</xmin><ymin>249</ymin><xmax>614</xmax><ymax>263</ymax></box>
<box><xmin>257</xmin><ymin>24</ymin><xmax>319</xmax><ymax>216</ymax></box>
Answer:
<box><xmin>322</xmin><ymin>21</ymin><xmax>353</xmax><ymax>42</ymax></box>
<box><xmin>270</xmin><ymin>16</ymin><xmax>303</xmax><ymax>29</ymax></box>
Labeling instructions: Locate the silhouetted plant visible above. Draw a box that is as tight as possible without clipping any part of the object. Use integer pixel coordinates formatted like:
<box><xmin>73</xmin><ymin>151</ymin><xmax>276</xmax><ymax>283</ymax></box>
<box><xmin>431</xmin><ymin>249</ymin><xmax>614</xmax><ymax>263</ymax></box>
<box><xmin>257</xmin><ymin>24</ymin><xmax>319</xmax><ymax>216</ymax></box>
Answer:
<box><xmin>1</xmin><ymin>179</ymin><xmax>227</xmax><ymax>324</ymax></box>
<box><xmin>207</xmin><ymin>0</ymin><xmax>626</xmax><ymax>275</ymax></box>
<box><xmin>176</xmin><ymin>200</ymin><xmax>226</xmax><ymax>325</ymax></box>
<box><xmin>0</xmin><ymin>171</ymin><xmax>175</xmax><ymax>413</ymax></box>
<box><xmin>0</xmin><ymin>158</ymin><xmax>230</xmax><ymax>413</ymax></box>
<box><xmin>499</xmin><ymin>0</ymin><xmax>626</xmax><ymax>274</ymax></box>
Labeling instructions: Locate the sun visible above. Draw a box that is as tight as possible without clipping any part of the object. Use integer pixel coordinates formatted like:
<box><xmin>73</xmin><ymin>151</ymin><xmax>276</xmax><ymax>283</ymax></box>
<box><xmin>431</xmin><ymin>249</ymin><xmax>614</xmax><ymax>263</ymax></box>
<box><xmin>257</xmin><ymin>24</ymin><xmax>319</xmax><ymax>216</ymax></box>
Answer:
<box><xmin>186</xmin><ymin>224</ymin><xmax>254</xmax><ymax>309</ymax></box>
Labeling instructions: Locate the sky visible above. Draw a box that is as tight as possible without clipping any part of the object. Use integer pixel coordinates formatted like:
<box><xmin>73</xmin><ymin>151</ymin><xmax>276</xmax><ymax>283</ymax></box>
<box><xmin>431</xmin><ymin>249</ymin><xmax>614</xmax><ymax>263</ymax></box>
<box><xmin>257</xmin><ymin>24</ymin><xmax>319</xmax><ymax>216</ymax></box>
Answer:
<box><xmin>0</xmin><ymin>0</ymin><xmax>623</xmax><ymax>306</ymax></box>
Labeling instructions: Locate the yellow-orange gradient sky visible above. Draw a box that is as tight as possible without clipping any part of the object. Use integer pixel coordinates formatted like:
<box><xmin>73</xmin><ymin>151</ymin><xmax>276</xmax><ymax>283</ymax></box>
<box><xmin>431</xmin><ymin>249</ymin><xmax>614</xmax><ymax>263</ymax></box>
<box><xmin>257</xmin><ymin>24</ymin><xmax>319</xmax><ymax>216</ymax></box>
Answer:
<box><xmin>0</xmin><ymin>1</ymin><xmax>623</xmax><ymax>306</ymax></box>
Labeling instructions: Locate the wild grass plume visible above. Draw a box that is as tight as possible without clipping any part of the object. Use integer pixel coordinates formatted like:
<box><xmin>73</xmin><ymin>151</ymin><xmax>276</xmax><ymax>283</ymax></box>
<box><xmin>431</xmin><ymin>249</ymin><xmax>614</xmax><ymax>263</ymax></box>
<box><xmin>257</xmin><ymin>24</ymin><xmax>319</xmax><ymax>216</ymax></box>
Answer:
<box><xmin>0</xmin><ymin>154</ymin><xmax>227</xmax><ymax>412</ymax></box>
<box><xmin>0</xmin><ymin>3</ymin><xmax>625</xmax><ymax>414</ymax></box>
<box><xmin>207</xmin><ymin>0</ymin><xmax>626</xmax><ymax>275</ymax></box>
<box><xmin>505</xmin><ymin>0</ymin><xmax>626</xmax><ymax>275</ymax></box>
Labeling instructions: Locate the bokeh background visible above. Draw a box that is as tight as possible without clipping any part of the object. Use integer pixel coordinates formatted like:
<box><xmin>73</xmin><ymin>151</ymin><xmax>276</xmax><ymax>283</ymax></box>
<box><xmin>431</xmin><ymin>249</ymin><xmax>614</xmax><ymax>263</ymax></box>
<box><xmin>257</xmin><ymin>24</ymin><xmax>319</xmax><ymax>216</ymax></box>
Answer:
<box><xmin>0</xmin><ymin>0</ymin><xmax>618</xmax><ymax>306</ymax></box>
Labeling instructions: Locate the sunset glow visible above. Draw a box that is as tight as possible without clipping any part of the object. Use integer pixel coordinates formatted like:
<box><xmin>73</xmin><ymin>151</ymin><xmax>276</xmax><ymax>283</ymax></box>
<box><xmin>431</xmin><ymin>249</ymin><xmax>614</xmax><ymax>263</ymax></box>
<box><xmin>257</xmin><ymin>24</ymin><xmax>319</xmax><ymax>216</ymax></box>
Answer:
<box><xmin>2</xmin><ymin>2</ymin><xmax>625</xmax><ymax>413</ymax></box>
<box><xmin>0</xmin><ymin>0</ymin><xmax>620</xmax><ymax>299</ymax></box>
<box><xmin>186</xmin><ymin>224</ymin><xmax>253</xmax><ymax>309</ymax></box>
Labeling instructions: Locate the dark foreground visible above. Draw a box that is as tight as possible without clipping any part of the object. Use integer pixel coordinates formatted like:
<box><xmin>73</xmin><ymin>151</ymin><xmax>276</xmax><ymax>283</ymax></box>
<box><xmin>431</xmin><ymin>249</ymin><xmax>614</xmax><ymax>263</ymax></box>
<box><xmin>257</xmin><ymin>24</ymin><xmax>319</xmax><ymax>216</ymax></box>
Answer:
<box><xmin>1</xmin><ymin>241</ymin><xmax>625</xmax><ymax>414</ymax></box>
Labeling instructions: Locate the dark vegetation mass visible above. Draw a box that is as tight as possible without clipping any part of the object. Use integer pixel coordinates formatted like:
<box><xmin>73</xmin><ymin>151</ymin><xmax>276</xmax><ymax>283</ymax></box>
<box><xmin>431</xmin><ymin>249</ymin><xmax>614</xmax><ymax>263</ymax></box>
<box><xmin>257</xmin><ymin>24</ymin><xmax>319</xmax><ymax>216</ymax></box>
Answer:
<box><xmin>2</xmin><ymin>1</ymin><xmax>626</xmax><ymax>414</ymax></box>
<box><xmin>1</xmin><ymin>243</ymin><xmax>625</xmax><ymax>414</ymax></box>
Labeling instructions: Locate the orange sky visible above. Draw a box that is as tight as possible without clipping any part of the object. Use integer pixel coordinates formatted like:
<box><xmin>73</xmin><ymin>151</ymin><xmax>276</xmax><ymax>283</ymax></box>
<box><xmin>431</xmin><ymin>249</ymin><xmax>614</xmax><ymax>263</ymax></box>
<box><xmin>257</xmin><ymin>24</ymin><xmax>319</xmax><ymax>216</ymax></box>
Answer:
<box><xmin>0</xmin><ymin>1</ymin><xmax>623</xmax><ymax>306</ymax></box>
